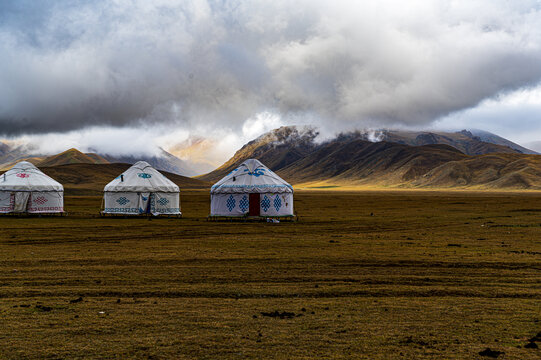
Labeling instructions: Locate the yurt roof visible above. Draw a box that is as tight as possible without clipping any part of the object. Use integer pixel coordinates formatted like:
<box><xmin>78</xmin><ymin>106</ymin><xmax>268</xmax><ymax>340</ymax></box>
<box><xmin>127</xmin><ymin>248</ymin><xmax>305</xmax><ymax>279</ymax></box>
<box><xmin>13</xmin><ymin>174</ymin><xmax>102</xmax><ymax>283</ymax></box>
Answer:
<box><xmin>210</xmin><ymin>159</ymin><xmax>293</xmax><ymax>194</ymax></box>
<box><xmin>0</xmin><ymin>161</ymin><xmax>63</xmax><ymax>192</ymax></box>
<box><xmin>104</xmin><ymin>161</ymin><xmax>179</xmax><ymax>193</ymax></box>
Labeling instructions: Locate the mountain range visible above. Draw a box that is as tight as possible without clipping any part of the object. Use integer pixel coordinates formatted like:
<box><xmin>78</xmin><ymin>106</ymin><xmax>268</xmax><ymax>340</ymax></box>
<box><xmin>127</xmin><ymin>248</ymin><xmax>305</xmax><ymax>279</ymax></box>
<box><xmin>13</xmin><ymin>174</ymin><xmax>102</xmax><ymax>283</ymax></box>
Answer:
<box><xmin>0</xmin><ymin>146</ymin><xmax>197</xmax><ymax>176</ymax></box>
<box><xmin>199</xmin><ymin>127</ymin><xmax>541</xmax><ymax>190</ymax></box>
<box><xmin>2</xmin><ymin>126</ymin><xmax>541</xmax><ymax>190</ymax></box>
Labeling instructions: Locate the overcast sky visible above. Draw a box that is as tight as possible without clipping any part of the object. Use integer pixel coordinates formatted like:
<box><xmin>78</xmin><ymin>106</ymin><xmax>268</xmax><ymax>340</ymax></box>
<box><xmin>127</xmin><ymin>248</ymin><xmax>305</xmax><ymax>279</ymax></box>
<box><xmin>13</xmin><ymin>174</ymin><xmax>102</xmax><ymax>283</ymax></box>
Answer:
<box><xmin>1</xmin><ymin>0</ymin><xmax>541</xmax><ymax>164</ymax></box>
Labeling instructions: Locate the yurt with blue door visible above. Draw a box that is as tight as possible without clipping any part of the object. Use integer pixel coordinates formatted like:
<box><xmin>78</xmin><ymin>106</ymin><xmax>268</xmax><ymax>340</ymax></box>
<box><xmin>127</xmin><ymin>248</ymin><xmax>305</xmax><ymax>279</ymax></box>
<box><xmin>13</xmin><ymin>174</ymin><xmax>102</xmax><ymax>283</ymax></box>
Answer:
<box><xmin>102</xmin><ymin>161</ymin><xmax>181</xmax><ymax>216</ymax></box>
<box><xmin>210</xmin><ymin>159</ymin><xmax>294</xmax><ymax>218</ymax></box>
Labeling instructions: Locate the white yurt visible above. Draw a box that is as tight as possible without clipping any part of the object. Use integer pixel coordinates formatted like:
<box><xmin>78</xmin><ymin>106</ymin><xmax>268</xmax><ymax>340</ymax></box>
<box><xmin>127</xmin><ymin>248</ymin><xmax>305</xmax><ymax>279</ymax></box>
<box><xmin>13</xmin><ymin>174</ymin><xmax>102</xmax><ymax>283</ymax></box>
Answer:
<box><xmin>0</xmin><ymin>161</ymin><xmax>64</xmax><ymax>214</ymax></box>
<box><xmin>103</xmin><ymin>161</ymin><xmax>181</xmax><ymax>216</ymax></box>
<box><xmin>210</xmin><ymin>159</ymin><xmax>294</xmax><ymax>218</ymax></box>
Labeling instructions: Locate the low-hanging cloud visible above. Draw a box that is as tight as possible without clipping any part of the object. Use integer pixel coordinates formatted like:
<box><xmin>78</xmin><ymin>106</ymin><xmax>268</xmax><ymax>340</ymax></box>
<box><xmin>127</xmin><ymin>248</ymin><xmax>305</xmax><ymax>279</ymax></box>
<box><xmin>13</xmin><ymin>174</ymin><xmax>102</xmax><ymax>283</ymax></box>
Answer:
<box><xmin>1</xmin><ymin>0</ymin><xmax>541</xmax><ymax>136</ymax></box>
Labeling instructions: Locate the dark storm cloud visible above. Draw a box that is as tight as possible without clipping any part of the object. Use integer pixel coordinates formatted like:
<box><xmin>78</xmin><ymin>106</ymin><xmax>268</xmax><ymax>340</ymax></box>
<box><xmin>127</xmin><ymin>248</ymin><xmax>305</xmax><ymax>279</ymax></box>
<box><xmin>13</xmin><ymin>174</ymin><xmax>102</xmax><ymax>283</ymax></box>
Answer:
<box><xmin>1</xmin><ymin>0</ymin><xmax>541</xmax><ymax>135</ymax></box>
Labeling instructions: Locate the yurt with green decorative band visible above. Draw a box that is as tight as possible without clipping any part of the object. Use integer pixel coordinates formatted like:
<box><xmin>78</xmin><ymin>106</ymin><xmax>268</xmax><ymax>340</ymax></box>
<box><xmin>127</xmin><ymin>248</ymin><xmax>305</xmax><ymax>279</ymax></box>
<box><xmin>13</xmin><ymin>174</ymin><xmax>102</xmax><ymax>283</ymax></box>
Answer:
<box><xmin>0</xmin><ymin>161</ymin><xmax>64</xmax><ymax>214</ymax></box>
<box><xmin>210</xmin><ymin>159</ymin><xmax>294</xmax><ymax>218</ymax></box>
<box><xmin>103</xmin><ymin>161</ymin><xmax>181</xmax><ymax>216</ymax></box>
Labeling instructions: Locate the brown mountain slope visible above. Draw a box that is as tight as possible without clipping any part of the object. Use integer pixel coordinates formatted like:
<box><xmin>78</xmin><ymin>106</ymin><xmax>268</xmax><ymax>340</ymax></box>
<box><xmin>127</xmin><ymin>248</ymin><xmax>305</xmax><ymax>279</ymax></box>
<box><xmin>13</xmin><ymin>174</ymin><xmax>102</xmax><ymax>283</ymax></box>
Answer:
<box><xmin>38</xmin><ymin>163</ymin><xmax>211</xmax><ymax>195</ymax></box>
<box><xmin>37</xmin><ymin>148</ymin><xmax>109</xmax><ymax>167</ymax></box>
<box><xmin>198</xmin><ymin>126</ymin><xmax>319</xmax><ymax>182</ymax></box>
<box><xmin>278</xmin><ymin>140</ymin><xmax>467</xmax><ymax>186</ymax></box>
<box><xmin>280</xmin><ymin>142</ymin><xmax>541</xmax><ymax>190</ymax></box>
<box><xmin>413</xmin><ymin>154</ymin><xmax>541</xmax><ymax>189</ymax></box>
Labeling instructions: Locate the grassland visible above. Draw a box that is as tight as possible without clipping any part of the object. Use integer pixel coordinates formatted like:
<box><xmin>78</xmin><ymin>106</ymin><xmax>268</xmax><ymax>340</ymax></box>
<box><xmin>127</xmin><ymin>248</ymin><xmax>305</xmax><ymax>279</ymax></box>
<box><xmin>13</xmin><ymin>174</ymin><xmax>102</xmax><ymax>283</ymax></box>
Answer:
<box><xmin>1</xmin><ymin>190</ymin><xmax>541</xmax><ymax>359</ymax></box>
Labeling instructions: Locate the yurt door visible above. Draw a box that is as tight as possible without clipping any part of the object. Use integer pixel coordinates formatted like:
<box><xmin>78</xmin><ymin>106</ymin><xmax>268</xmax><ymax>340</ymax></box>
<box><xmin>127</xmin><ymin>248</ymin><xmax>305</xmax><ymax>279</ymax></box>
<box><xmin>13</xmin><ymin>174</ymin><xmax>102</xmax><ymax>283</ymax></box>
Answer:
<box><xmin>249</xmin><ymin>193</ymin><xmax>260</xmax><ymax>216</ymax></box>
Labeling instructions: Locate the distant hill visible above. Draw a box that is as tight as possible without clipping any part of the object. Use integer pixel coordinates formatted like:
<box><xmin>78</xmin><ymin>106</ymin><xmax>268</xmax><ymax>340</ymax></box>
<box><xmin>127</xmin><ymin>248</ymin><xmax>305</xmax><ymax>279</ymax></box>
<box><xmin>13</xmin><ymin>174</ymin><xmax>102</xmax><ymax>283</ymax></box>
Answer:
<box><xmin>202</xmin><ymin>126</ymin><xmax>541</xmax><ymax>190</ymax></box>
<box><xmin>36</xmin><ymin>148</ymin><xmax>109</xmax><ymax>167</ymax></box>
<box><xmin>37</xmin><ymin>163</ymin><xmax>211</xmax><ymax>195</ymax></box>
<box><xmin>0</xmin><ymin>148</ymin><xmax>109</xmax><ymax>170</ymax></box>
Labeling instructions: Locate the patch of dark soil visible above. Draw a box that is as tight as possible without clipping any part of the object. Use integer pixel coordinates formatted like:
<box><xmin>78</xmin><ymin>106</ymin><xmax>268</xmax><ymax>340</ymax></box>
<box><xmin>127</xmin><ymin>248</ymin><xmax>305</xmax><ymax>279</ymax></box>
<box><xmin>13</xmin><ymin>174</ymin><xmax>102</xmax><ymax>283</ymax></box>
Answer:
<box><xmin>260</xmin><ymin>310</ymin><xmax>297</xmax><ymax>319</ymax></box>
<box><xmin>69</xmin><ymin>296</ymin><xmax>83</xmax><ymax>303</ymax></box>
<box><xmin>528</xmin><ymin>331</ymin><xmax>541</xmax><ymax>342</ymax></box>
<box><xmin>35</xmin><ymin>305</ymin><xmax>52</xmax><ymax>312</ymax></box>
<box><xmin>491</xmin><ymin>224</ymin><xmax>541</xmax><ymax>228</ymax></box>
<box><xmin>447</xmin><ymin>243</ymin><xmax>462</xmax><ymax>247</ymax></box>
<box><xmin>478</xmin><ymin>348</ymin><xmax>504</xmax><ymax>358</ymax></box>
<box><xmin>525</xmin><ymin>342</ymin><xmax>538</xmax><ymax>349</ymax></box>
<box><xmin>400</xmin><ymin>336</ymin><xmax>429</xmax><ymax>347</ymax></box>
<box><xmin>509</xmin><ymin>250</ymin><xmax>541</xmax><ymax>255</ymax></box>
<box><xmin>510</xmin><ymin>209</ymin><xmax>541</xmax><ymax>212</ymax></box>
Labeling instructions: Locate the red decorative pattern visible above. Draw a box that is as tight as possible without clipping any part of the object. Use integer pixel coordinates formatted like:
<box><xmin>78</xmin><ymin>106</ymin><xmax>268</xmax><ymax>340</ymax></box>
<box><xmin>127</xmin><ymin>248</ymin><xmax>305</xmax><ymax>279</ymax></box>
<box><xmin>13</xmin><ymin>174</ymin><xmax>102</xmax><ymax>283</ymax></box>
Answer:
<box><xmin>27</xmin><ymin>206</ymin><xmax>63</xmax><ymax>213</ymax></box>
<box><xmin>16</xmin><ymin>173</ymin><xmax>30</xmax><ymax>178</ymax></box>
<box><xmin>33</xmin><ymin>196</ymin><xmax>48</xmax><ymax>205</ymax></box>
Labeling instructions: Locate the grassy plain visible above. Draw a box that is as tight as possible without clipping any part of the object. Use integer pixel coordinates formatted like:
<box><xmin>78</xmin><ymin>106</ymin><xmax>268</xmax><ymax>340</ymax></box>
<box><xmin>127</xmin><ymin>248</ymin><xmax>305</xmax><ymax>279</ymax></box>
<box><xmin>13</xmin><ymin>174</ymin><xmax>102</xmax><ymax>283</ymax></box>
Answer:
<box><xmin>1</xmin><ymin>190</ymin><xmax>541</xmax><ymax>359</ymax></box>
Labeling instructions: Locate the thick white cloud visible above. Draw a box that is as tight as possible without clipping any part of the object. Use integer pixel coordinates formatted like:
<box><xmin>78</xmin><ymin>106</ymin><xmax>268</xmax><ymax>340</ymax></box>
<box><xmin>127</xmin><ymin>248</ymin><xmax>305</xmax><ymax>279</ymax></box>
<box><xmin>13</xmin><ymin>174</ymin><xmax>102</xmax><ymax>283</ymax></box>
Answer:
<box><xmin>1</xmin><ymin>0</ymin><xmax>541</xmax><ymax>160</ymax></box>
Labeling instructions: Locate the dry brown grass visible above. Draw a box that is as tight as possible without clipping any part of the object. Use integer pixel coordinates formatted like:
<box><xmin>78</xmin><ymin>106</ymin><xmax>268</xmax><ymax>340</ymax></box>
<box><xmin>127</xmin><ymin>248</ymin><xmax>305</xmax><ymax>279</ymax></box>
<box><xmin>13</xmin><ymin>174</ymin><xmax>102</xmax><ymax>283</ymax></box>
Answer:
<box><xmin>1</xmin><ymin>190</ymin><xmax>541</xmax><ymax>359</ymax></box>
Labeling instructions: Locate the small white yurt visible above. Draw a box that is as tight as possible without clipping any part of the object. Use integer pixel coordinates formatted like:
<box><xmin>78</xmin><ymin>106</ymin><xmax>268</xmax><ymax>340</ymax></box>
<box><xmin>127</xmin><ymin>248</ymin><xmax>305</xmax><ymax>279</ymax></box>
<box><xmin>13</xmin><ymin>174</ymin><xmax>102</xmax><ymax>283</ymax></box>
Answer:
<box><xmin>0</xmin><ymin>161</ymin><xmax>64</xmax><ymax>214</ymax></box>
<box><xmin>210</xmin><ymin>159</ymin><xmax>294</xmax><ymax>218</ymax></box>
<box><xmin>103</xmin><ymin>161</ymin><xmax>181</xmax><ymax>216</ymax></box>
